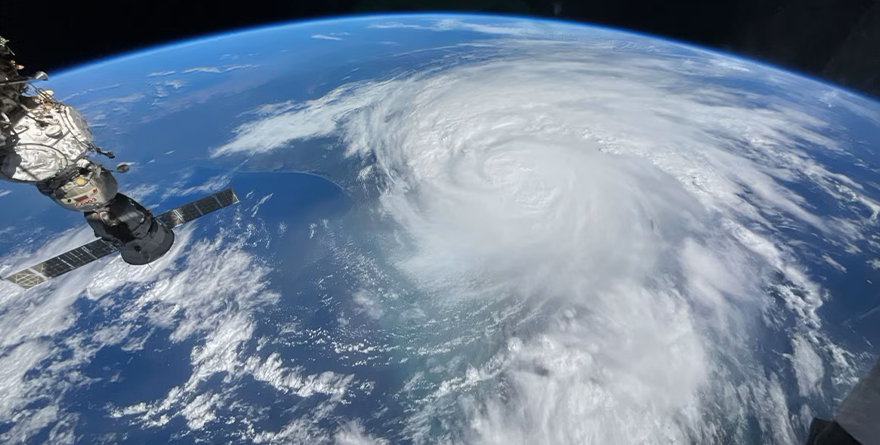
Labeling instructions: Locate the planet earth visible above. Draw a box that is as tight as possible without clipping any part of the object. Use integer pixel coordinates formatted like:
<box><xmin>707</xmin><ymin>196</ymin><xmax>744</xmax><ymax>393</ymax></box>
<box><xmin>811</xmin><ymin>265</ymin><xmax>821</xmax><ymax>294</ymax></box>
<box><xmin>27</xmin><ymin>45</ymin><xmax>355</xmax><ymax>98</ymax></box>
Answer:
<box><xmin>1</xmin><ymin>13</ymin><xmax>879</xmax><ymax>445</ymax></box>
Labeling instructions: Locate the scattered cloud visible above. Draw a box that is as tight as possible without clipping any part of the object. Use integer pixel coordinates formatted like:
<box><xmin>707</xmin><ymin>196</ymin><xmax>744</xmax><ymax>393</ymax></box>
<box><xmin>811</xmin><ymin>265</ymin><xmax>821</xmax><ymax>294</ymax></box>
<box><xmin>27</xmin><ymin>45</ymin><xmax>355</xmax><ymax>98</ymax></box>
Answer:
<box><xmin>312</xmin><ymin>33</ymin><xmax>344</xmax><ymax>41</ymax></box>
<box><xmin>147</xmin><ymin>70</ymin><xmax>177</xmax><ymax>77</ymax></box>
<box><xmin>182</xmin><ymin>66</ymin><xmax>222</xmax><ymax>74</ymax></box>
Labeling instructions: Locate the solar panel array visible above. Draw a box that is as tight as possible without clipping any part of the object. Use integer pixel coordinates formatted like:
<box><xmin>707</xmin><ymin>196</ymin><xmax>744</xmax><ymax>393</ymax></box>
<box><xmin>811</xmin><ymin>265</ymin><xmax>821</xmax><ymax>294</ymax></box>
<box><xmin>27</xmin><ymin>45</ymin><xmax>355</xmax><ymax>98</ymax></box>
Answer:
<box><xmin>5</xmin><ymin>187</ymin><xmax>239</xmax><ymax>289</ymax></box>
<box><xmin>155</xmin><ymin>187</ymin><xmax>239</xmax><ymax>229</ymax></box>
<box><xmin>5</xmin><ymin>239</ymin><xmax>117</xmax><ymax>289</ymax></box>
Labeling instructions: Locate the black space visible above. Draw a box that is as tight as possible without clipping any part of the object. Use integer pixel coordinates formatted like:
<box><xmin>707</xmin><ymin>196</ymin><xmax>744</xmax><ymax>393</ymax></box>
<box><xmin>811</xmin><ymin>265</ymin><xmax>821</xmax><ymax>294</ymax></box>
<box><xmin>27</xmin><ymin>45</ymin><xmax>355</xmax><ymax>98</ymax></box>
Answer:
<box><xmin>2</xmin><ymin>0</ymin><xmax>879</xmax><ymax>97</ymax></box>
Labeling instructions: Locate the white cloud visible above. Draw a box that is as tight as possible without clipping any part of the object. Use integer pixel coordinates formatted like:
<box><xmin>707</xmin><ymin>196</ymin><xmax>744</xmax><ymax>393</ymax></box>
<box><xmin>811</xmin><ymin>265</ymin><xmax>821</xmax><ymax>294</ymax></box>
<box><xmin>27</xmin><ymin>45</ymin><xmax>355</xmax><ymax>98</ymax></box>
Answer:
<box><xmin>147</xmin><ymin>70</ymin><xmax>177</xmax><ymax>77</ymax></box>
<box><xmin>59</xmin><ymin>83</ymin><xmax>122</xmax><ymax>102</ymax></box>
<box><xmin>312</xmin><ymin>34</ymin><xmax>344</xmax><ymax>41</ymax></box>
<box><xmin>163</xmin><ymin>172</ymin><xmax>232</xmax><ymax>199</ymax></box>
<box><xmin>212</xmin><ymin>36</ymin><xmax>869</xmax><ymax>443</ymax></box>
<box><xmin>221</xmin><ymin>63</ymin><xmax>259</xmax><ymax>72</ymax></box>
<box><xmin>212</xmin><ymin>79</ymin><xmax>397</xmax><ymax>157</ymax></box>
<box><xmin>182</xmin><ymin>66</ymin><xmax>222</xmax><ymax>74</ymax></box>
<box><xmin>164</xmin><ymin>79</ymin><xmax>185</xmax><ymax>89</ymax></box>
<box><xmin>0</xmin><ymin>224</ymin><xmax>196</xmax><ymax>441</ymax></box>
<box><xmin>0</xmin><ymin>215</ymin><xmax>302</xmax><ymax>441</ymax></box>
<box><xmin>178</xmin><ymin>65</ymin><xmax>257</xmax><ymax>75</ymax></box>
<box><xmin>334</xmin><ymin>421</ymin><xmax>389</xmax><ymax>445</ymax></box>
<box><xmin>368</xmin><ymin>16</ymin><xmax>589</xmax><ymax>38</ymax></box>
<box><xmin>788</xmin><ymin>335</ymin><xmax>825</xmax><ymax>397</ymax></box>
<box><xmin>0</xmin><ymin>341</ymin><xmax>52</xmax><ymax>417</ymax></box>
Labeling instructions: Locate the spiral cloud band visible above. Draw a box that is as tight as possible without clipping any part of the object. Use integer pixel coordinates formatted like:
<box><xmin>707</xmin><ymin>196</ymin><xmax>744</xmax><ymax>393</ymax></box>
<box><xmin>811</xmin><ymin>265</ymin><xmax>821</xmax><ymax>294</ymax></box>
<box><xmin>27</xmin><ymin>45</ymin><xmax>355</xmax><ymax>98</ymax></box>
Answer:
<box><xmin>214</xmin><ymin>34</ymin><xmax>877</xmax><ymax>444</ymax></box>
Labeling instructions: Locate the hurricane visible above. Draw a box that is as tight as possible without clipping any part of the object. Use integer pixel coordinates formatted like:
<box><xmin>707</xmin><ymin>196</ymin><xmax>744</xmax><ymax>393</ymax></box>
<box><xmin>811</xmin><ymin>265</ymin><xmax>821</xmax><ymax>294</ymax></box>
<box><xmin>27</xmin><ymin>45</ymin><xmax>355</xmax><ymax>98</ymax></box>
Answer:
<box><xmin>213</xmin><ymin>35</ymin><xmax>875</xmax><ymax>444</ymax></box>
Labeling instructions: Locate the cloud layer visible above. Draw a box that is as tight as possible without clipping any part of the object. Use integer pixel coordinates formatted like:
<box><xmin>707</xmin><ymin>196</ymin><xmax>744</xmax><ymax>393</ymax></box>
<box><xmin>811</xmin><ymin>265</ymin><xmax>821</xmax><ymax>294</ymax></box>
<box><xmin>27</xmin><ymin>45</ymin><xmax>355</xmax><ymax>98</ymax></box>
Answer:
<box><xmin>214</xmin><ymin>35</ymin><xmax>877</xmax><ymax>444</ymax></box>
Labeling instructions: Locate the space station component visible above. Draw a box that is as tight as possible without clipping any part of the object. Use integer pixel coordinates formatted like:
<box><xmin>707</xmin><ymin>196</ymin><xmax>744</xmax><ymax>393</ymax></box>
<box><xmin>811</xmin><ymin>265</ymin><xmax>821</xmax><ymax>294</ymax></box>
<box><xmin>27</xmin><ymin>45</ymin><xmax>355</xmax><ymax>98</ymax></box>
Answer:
<box><xmin>84</xmin><ymin>193</ymin><xmax>175</xmax><ymax>265</ymax></box>
<box><xmin>805</xmin><ymin>356</ymin><xmax>880</xmax><ymax>445</ymax></box>
<box><xmin>0</xmin><ymin>36</ymin><xmax>239</xmax><ymax>286</ymax></box>
<box><xmin>1</xmin><ymin>37</ymin><xmax>94</xmax><ymax>183</ymax></box>
<box><xmin>36</xmin><ymin>159</ymin><xmax>118</xmax><ymax>211</ymax></box>
<box><xmin>5</xmin><ymin>187</ymin><xmax>238</xmax><ymax>289</ymax></box>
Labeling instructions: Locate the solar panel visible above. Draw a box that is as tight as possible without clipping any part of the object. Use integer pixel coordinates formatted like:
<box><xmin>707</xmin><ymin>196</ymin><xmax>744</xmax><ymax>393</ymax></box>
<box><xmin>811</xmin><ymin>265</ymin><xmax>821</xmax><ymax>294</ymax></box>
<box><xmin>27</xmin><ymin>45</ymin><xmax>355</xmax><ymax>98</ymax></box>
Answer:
<box><xmin>153</xmin><ymin>209</ymin><xmax>182</xmax><ymax>228</ymax></box>
<box><xmin>6</xmin><ymin>269</ymin><xmax>47</xmax><ymax>289</ymax></box>
<box><xmin>4</xmin><ymin>187</ymin><xmax>239</xmax><ymax>289</ymax></box>
<box><xmin>215</xmin><ymin>188</ymin><xmax>237</xmax><ymax>206</ymax></box>
<box><xmin>41</xmin><ymin>256</ymin><xmax>75</xmax><ymax>277</ymax></box>
<box><xmin>5</xmin><ymin>239</ymin><xmax>117</xmax><ymax>289</ymax></box>
<box><xmin>156</xmin><ymin>187</ymin><xmax>239</xmax><ymax>229</ymax></box>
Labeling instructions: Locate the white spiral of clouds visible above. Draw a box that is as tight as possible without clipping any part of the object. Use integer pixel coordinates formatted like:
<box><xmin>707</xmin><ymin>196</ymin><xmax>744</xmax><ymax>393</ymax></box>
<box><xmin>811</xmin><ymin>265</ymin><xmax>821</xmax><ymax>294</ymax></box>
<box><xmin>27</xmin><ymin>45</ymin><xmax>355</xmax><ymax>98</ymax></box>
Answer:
<box><xmin>215</xmin><ymin>36</ymin><xmax>874</xmax><ymax>444</ymax></box>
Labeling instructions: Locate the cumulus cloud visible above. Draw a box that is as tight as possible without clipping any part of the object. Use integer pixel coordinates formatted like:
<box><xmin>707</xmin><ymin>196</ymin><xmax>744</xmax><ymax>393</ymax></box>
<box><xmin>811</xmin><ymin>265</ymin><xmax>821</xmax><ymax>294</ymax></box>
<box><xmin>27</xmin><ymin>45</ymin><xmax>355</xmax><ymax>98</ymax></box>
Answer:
<box><xmin>334</xmin><ymin>422</ymin><xmax>389</xmax><ymax>445</ymax></box>
<box><xmin>0</xmin><ymin>220</ymin><xmax>338</xmax><ymax>442</ymax></box>
<box><xmin>0</xmin><ymin>225</ymin><xmax>195</xmax><ymax>442</ymax></box>
<box><xmin>789</xmin><ymin>335</ymin><xmax>826</xmax><ymax>397</ymax></box>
